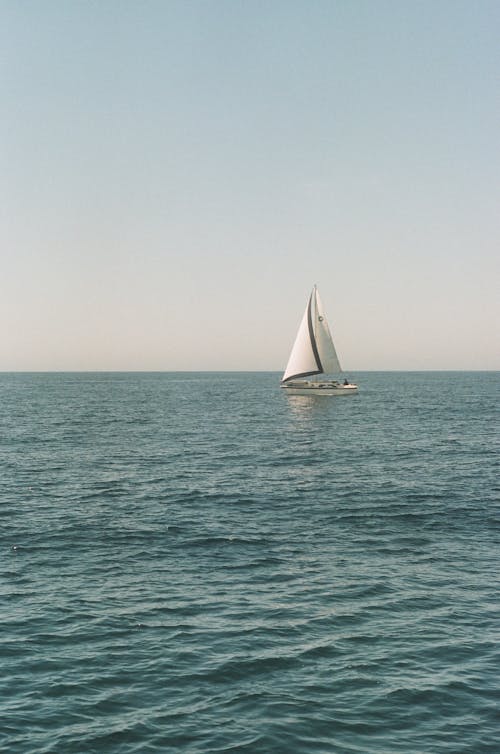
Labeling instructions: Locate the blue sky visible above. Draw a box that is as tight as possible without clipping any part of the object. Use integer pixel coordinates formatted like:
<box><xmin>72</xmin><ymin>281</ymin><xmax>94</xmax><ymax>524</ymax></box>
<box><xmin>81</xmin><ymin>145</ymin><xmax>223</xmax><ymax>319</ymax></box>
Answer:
<box><xmin>1</xmin><ymin>0</ymin><xmax>499</xmax><ymax>371</ymax></box>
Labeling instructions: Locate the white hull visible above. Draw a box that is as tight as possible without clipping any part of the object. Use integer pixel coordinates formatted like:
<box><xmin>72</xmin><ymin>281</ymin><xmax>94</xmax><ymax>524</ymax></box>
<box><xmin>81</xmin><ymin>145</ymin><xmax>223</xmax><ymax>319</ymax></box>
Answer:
<box><xmin>281</xmin><ymin>380</ymin><xmax>358</xmax><ymax>396</ymax></box>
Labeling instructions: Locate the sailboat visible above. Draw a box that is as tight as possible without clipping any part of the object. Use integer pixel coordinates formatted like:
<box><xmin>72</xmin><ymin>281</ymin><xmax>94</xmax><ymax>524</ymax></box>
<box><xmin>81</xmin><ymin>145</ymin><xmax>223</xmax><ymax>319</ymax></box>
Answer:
<box><xmin>281</xmin><ymin>286</ymin><xmax>358</xmax><ymax>396</ymax></box>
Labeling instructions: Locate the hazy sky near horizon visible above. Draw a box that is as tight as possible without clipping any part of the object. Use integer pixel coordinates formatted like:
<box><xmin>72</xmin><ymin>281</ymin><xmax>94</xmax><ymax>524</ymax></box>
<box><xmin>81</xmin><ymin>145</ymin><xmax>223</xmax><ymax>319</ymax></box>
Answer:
<box><xmin>2</xmin><ymin>0</ymin><xmax>499</xmax><ymax>371</ymax></box>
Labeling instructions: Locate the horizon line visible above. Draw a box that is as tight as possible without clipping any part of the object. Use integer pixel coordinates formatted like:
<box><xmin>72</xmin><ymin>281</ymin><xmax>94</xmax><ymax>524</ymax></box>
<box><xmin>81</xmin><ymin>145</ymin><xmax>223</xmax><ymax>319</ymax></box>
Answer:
<box><xmin>0</xmin><ymin>369</ymin><xmax>498</xmax><ymax>374</ymax></box>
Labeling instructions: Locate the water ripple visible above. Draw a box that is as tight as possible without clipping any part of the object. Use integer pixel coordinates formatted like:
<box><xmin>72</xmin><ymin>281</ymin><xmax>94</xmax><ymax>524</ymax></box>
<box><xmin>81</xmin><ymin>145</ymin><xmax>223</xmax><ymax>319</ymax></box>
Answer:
<box><xmin>0</xmin><ymin>372</ymin><xmax>498</xmax><ymax>753</ymax></box>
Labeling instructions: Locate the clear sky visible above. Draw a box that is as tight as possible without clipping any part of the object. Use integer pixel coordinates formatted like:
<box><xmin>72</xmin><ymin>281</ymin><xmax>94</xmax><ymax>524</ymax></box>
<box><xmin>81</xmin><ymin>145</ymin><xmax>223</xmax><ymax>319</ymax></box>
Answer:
<box><xmin>1</xmin><ymin>0</ymin><xmax>499</xmax><ymax>371</ymax></box>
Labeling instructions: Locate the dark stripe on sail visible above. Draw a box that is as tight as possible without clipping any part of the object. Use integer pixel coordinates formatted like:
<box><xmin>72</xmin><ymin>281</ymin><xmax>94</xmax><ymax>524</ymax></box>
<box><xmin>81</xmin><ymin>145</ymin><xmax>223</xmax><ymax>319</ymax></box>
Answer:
<box><xmin>307</xmin><ymin>290</ymin><xmax>323</xmax><ymax>372</ymax></box>
<box><xmin>281</xmin><ymin>368</ymin><xmax>322</xmax><ymax>384</ymax></box>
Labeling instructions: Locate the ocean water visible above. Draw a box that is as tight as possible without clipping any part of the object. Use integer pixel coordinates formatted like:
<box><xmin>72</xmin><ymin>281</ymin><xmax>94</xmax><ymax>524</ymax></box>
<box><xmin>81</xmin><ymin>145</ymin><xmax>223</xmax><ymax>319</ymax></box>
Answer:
<box><xmin>1</xmin><ymin>371</ymin><xmax>498</xmax><ymax>754</ymax></box>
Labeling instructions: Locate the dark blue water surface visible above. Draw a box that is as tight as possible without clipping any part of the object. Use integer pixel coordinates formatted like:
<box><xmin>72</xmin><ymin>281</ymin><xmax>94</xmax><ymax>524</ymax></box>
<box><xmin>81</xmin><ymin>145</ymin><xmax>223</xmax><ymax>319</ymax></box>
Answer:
<box><xmin>1</xmin><ymin>372</ymin><xmax>499</xmax><ymax>753</ymax></box>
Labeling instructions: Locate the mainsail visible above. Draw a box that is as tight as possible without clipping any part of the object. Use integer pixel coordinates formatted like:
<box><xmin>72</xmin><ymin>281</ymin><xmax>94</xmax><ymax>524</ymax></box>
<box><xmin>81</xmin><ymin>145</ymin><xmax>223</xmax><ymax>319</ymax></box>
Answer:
<box><xmin>281</xmin><ymin>286</ymin><xmax>342</xmax><ymax>383</ymax></box>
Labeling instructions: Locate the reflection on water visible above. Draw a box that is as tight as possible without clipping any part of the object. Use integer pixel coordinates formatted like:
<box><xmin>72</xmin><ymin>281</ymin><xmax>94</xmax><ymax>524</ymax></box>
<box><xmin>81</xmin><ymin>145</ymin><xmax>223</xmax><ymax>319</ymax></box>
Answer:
<box><xmin>284</xmin><ymin>393</ymin><xmax>346</xmax><ymax>423</ymax></box>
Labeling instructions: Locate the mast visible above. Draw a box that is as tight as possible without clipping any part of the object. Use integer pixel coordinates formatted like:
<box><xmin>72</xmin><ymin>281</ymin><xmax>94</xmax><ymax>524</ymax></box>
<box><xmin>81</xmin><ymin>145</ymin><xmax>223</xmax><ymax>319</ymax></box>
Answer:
<box><xmin>308</xmin><ymin>285</ymin><xmax>323</xmax><ymax>375</ymax></box>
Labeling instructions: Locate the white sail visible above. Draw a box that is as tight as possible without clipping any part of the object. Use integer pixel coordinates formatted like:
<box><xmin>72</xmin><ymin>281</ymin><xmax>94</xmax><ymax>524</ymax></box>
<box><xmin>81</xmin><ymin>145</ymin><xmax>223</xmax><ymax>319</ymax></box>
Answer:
<box><xmin>281</xmin><ymin>293</ymin><xmax>320</xmax><ymax>382</ymax></box>
<box><xmin>281</xmin><ymin>286</ymin><xmax>342</xmax><ymax>383</ymax></box>
<box><xmin>314</xmin><ymin>288</ymin><xmax>342</xmax><ymax>375</ymax></box>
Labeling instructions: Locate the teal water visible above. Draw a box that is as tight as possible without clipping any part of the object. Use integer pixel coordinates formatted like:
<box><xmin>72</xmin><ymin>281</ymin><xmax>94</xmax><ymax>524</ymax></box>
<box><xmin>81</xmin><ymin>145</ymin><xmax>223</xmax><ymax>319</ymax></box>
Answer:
<box><xmin>1</xmin><ymin>372</ymin><xmax>499</xmax><ymax>753</ymax></box>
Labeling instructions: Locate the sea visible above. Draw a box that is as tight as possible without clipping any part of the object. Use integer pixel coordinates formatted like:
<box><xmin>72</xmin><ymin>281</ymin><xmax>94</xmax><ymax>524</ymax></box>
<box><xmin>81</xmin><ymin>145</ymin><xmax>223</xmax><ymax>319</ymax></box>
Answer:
<box><xmin>1</xmin><ymin>371</ymin><xmax>498</xmax><ymax>754</ymax></box>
